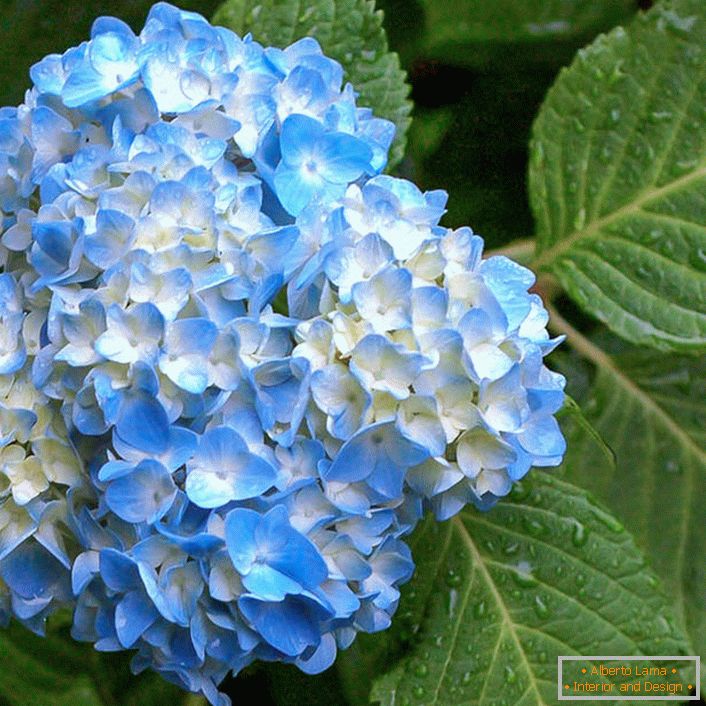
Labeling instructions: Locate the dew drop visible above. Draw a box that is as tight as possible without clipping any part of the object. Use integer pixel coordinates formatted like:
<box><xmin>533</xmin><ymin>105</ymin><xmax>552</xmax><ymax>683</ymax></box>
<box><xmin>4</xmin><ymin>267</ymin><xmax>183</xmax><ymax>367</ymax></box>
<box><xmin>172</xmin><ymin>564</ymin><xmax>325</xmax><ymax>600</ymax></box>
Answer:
<box><xmin>573</xmin><ymin>208</ymin><xmax>586</xmax><ymax>231</ymax></box>
<box><xmin>572</xmin><ymin>521</ymin><xmax>589</xmax><ymax>547</ymax></box>
<box><xmin>412</xmin><ymin>685</ymin><xmax>424</xmax><ymax>699</ymax></box>
<box><xmin>523</xmin><ymin>517</ymin><xmax>547</xmax><ymax>536</ymax></box>
<box><xmin>534</xmin><ymin>595</ymin><xmax>550</xmax><ymax>618</ymax></box>
<box><xmin>415</xmin><ymin>663</ymin><xmax>429</xmax><ymax>678</ymax></box>
<box><xmin>656</xmin><ymin>8</ymin><xmax>697</xmax><ymax>38</ymax></box>
<box><xmin>445</xmin><ymin>569</ymin><xmax>462</xmax><ymax>587</ymax></box>
<box><xmin>512</xmin><ymin>563</ymin><xmax>538</xmax><ymax>588</ymax></box>
<box><xmin>590</xmin><ymin>507</ymin><xmax>624</xmax><ymax>533</ymax></box>
<box><xmin>572</xmin><ymin>117</ymin><xmax>586</xmax><ymax>133</ymax></box>
<box><xmin>448</xmin><ymin>588</ymin><xmax>459</xmax><ymax>618</ymax></box>
<box><xmin>665</xmin><ymin>460</ymin><xmax>681</xmax><ymax>473</ymax></box>
<box><xmin>474</xmin><ymin>601</ymin><xmax>486</xmax><ymax>619</ymax></box>
<box><xmin>649</xmin><ymin>110</ymin><xmax>673</xmax><ymax>123</ymax></box>
<box><xmin>505</xmin><ymin>666</ymin><xmax>517</xmax><ymax>684</ymax></box>
<box><xmin>676</xmin><ymin>158</ymin><xmax>698</xmax><ymax>172</ymax></box>
<box><xmin>608</xmin><ymin>60</ymin><xmax>625</xmax><ymax>84</ymax></box>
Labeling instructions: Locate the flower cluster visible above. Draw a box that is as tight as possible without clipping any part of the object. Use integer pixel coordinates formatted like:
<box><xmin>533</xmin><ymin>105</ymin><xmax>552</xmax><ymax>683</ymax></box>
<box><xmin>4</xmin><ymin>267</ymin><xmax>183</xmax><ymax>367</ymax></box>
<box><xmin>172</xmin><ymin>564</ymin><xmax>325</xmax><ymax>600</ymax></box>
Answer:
<box><xmin>0</xmin><ymin>3</ymin><xmax>565</xmax><ymax>704</ymax></box>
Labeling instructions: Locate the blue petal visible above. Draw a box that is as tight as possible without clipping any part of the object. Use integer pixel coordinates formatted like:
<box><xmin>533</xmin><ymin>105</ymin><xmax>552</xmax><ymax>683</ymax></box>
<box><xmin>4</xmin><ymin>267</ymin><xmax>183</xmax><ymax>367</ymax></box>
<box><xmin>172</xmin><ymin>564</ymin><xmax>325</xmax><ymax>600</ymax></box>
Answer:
<box><xmin>273</xmin><ymin>163</ymin><xmax>319</xmax><ymax>216</ymax></box>
<box><xmin>115</xmin><ymin>590</ymin><xmax>158</xmax><ymax>647</ymax></box>
<box><xmin>279</xmin><ymin>114</ymin><xmax>323</xmax><ymax>166</ymax></box>
<box><xmin>63</xmin><ymin>65</ymin><xmax>114</xmax><ymax>107</ymax></box>
<box><xmin>115</xmin><ymin>391</ymin><xmax>170</xmax><ymax>454</ymax></box>
<box><xmin>296</xmin><ymin>632</ymin><xmax>337</xmax><ymax>674</ymax></box>
<box><xmin>84</xmin><ymin>209</ymin><xmax>135</xmax><ymax>268</ymax></box>
<box><xmin>238</xmin><ymin>595</ymin><xmax>325</xmax><ymax>657</ymax></box>
<box><xmin>105</xmin><ymin>460</ymin><xmax>176</xmax><ymax>524</ymax></box>
<box><xmin>318</xmin><ymin>132</ymin><xmax>372</xmax><ymax>183</ymax></box>
<box><xmin>99</xmin><ymin>548</ymin><xmax>142</xmax><ymax>592</ymax></box>
<box><xmin>241</xmin><ymin>563</ymin><xmax>303</xmax><ymax>601</ymax></box>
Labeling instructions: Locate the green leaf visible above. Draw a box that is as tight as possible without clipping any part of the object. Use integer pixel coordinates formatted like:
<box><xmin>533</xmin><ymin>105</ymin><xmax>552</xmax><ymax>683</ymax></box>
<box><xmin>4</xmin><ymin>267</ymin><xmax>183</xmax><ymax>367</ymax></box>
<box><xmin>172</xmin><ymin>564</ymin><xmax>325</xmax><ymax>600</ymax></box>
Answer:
<box><xmin>0</xmin><ymin>2</ymin><xmax>223</xmax><ymax>107</ymax></box>
<box><xmin>417</xmin><ymin>0</ymin><xmax>636</xmax><ymax>70</ymax></box>
<box><xmin>557</xmin><ymin>393</ymin><xmax>616</xmax><ymax>468</ymax></box>
<box><xmin>552</xmin><ymin>324</ymin><xmax>706</xmax><ymax>671</ymax></box>
<box><xmin>0</xmin><ymin>622</ymin><xmax>104</xmax><ymax>706</ymax></box>
<box><xmin>212</xmin><ymin>0</ymin><xmax>412</xmax><ymax>168</ymax></box>
<box><xmin>0</xmin><ymin>618</ymin><xmax>200</xmax><ymax>706</ymax></box>
<box><xmin>529</xmin><ymin>0</ymin><xmax>706</xmax><ymax>353</ymax></box>
<box><xmin>366</xmin><ymin>474</ymin><xmax>694</xmax><ymax>706</ymax></box>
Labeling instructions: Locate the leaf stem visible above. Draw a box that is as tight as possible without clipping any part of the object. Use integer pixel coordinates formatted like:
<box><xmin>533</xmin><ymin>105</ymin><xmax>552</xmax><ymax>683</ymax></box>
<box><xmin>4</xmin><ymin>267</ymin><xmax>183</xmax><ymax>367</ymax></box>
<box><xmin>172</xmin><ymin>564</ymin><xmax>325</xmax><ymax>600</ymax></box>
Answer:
<box><xmin>485</xmin><ymin>237</ymin><xmax>536</xmax><ymax>264</ymax></box>
<box><xmin>545</xmin><ymin>303</ymin><xmax>614</xmax><ymax>370</ymax></box>
<box><xmin>546</xmin><ymin>302</ymin><xmax>705</xmax><ymax>464</ymax></box>
<box><xmin>532</xmin><ymin>164</ymin><xmax>706</xmax><ymax>271</ymax></box>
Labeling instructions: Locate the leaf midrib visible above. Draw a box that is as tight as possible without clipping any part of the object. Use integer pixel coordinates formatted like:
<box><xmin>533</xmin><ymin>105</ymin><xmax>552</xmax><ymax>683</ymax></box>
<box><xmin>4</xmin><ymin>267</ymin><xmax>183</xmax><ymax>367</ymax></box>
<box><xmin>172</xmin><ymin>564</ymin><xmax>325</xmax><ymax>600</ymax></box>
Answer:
<box><xmin>453</xmin><ymin>516</ymin><xmax>549</xmax><ymax>706</ymax></box>
<box><xmin>548</xmin><ymin>304</ymin><xmax>703</xmax><ymax>647</ymax></box>
<box><xmin>547</xmin><ymin>304</ymin><xmax>706</xmax><ymax>465</ymax></box>
<box><xmin>533</xmin><ymin>163</ymin><xmax>706</xmax><ymax>271</ymax></box>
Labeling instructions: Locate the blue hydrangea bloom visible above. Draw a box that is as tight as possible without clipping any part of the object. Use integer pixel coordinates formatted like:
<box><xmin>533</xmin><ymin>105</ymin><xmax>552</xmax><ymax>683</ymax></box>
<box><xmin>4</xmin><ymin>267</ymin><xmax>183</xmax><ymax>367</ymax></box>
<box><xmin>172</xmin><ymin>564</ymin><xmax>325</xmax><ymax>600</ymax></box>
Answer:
<box><xmin>0</xmin><ymin>4</ymin><xmax>565</xmax><ymax>704</ymax></box>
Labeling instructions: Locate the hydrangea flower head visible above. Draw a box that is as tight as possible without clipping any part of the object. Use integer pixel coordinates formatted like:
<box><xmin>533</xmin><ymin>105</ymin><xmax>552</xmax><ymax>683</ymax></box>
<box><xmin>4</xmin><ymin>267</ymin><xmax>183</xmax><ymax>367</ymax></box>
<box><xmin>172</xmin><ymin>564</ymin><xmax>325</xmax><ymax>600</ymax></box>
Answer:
<box><xmin>0</xmin><ymin>4</ymin><xmax>565</xmax><ymax>703</ymax></box>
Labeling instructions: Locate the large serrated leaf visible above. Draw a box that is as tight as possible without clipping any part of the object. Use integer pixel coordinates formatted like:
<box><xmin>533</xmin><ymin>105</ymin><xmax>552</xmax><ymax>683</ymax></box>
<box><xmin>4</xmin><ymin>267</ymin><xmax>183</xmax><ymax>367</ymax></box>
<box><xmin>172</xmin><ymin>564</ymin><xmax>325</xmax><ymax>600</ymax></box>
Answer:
<box><xmin>418</xmin><ymin>0</ymin><xmax>637</xmax><ymax>70</ymax></box>
<box><xmin>551</xmin><ymin>322</ymin><xmax>706</xmax><ymax>673</ymax></box>
<box><xmin>212</xmin><ymin>0</ymin><xmax>411</xmax><ymax>168</ymax></box>
<box><xmin>529</xmin><ymin>0</ymin><xmax>706</xmax><ymax>352</ymax></box>
<box><xmin>363</xmin><ymin>474</ymin><xmax>693</xmax><ymax>706</ymax></box>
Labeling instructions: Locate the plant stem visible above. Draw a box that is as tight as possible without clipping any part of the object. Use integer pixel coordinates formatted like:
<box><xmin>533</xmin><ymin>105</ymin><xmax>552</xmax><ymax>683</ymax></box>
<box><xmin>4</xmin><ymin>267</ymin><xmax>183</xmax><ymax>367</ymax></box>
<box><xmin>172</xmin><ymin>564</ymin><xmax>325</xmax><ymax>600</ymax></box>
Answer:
<box><xmin>547</xmin><ymin>302</ymin><xmax>705</xmax><ymax>462</ymax></box>
<box><xmin>545</xmin><ymin>303</ymin><xmax>613</xmax><ymax>370</ymax></box>
<box><xmin>485</xmin><ymin>237</ymin><xmax>536</xmax><ymax>264</ymax></box>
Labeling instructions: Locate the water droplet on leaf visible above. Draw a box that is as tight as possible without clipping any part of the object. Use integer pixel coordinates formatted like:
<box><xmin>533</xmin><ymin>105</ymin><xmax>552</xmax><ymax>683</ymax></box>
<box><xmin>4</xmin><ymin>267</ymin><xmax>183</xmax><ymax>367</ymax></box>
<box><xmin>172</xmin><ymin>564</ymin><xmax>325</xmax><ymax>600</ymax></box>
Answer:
<box><xmin>572</xmin><ymin>521</ymin><xmax>588</xmax><ymax>547</ymax></box>
<box><xmin>534</xmin><ymin>595</ymin><xmax>549</xmax><ymax>618</ymax></box>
